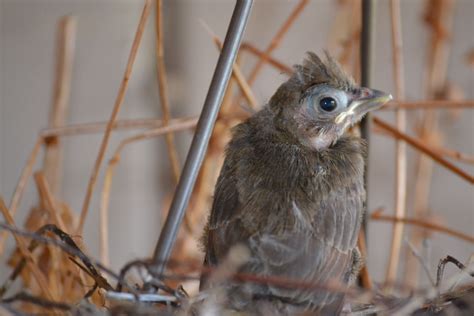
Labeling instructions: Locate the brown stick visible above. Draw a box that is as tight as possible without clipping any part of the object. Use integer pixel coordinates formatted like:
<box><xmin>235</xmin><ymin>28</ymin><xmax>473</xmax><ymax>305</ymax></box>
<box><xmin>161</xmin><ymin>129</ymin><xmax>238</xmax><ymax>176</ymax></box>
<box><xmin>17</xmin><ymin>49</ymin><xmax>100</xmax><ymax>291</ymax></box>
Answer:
<box><xmin>357</xmin><ymin>230</ymin><xmax>373</xmax><ymax>289</ymax></box>
<box><xmin>201</xmin><ymin>22</ymin><xmax>258</xmax><ymax>109</ymax></box>
<box><xmin>40</xmin><ymin>117</ymin><xmax>190</xmax><ymax>138</ymax></box>
<box><xmin>155</xmin><ymin>0</ymin><xmax>181</xmax><ymax>183</ymax></box>
<box><xmin>432</xmin><ymin>145</ymin><xmax>474</xmax><ymax>164</ymax></box>
<box><xmin>382</xmin><ymin>99</ymin><xmax>474</xmax><ymax>110</ymax></box>
<box><xmin>374</xmin><ymin>128</ymin><xmax>474</xmax><ymax>164</ymax></box>
<box><xmin>113</xmin><ymin>118</ymin><xmax>198</xmax><ymax>163</ymax></box>
<box><xmin>0</xmin><ymin>138</ymin><xmax>43</xmax><ymax>255</ymax></box>
<box><xmin>99</xmin><ymin>158</ymin><xmax>115</xmax><ymax>267</ymax></box>
<box><xmin>0</xmin><ymin>196</ymin><xmax>55</xmax><ymax>301</ymax></box>
<box><xmin>98</xmin><ymin>118</ymin><xmax>198</xmax><ymax>264</ymax></box>
<box><xmin>240</xmin><ymin>42</ymin><xmax>293</xmax><ymax>75</ymax></box>
<box><xmin>43</xmin><ymin>16</ymin><xmax>76</xmax><ymax>195</ymax></box>
<box><xmin>373</xmin><ymin>117</ymin><xmax>474</xmax><ymax>184</ymax></box>
<box><xmin>406</xmin><ymin>0</ymin><xmax>456</xmax><ymax>287</ymax></box>
<box><xmin>371</xmin><ymin>212</ymin><xmax>474</xmax><ymax>244</ymax></box>
<box><xmin>77</xmin><ymin>0</ymin><xmax>152</xmax><ymax>234</ymax></box>
<box><xmin>245</xmin><ymin>0</ymin><xmax>309</xmax><ymax>86</ymax></box>
<box><xmin>34</xmin><ymin>172</ymin><xmax>67</xmax><ymax>232</ymax></box>
<box><xmin>385</xmin><ymin>0</ymin><xmax>407</xmax><ymax>284</ymax></box>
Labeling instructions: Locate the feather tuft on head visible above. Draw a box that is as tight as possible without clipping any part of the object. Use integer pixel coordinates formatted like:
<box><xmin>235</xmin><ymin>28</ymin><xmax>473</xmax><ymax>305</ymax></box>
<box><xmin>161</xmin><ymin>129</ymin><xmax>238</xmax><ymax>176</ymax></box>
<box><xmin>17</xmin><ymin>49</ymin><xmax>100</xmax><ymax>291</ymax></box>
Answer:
<box><xmin>292</xmin><ymin>51</ymin><xmax>355</xmax><ymax>92</ymax></box>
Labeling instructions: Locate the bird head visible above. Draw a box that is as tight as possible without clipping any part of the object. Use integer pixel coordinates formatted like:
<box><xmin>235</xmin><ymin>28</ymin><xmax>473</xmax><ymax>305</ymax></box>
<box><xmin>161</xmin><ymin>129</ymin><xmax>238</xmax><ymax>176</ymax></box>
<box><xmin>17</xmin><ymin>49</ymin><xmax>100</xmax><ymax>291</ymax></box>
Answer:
<box><xmin>269</xmin><ymin>52</ymin><xmax>392</xmax><ymax>150</ymax></box>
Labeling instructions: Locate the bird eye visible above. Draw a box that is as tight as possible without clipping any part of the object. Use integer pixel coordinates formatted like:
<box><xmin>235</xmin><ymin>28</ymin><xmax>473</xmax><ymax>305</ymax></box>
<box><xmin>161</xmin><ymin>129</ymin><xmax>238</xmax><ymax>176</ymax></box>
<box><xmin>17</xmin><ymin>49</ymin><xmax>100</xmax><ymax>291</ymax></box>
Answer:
<box><xmin>319</xmin><ymin>97</ymin><xmax>337</xmax><ymax>112</ymax></box>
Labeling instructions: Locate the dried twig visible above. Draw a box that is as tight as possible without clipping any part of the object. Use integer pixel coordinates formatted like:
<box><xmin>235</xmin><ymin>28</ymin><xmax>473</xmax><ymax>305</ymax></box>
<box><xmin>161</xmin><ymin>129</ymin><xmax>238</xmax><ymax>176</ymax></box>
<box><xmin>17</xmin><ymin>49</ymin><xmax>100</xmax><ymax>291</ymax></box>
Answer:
<box><xmin>40</xmin><ymin>117</ymin><xmax>192</xmax><ymax>138</ymax></box>
<box><xmin>357</xmin><ymin>230</ymin><xmax>373</xmax><ymax>289</ymax></box>
<box><xmin>2</xmin><ymin>292</ymin><xmax>71</xmax><ymax>312</ymax></box>
<box><xmin>77</xmin><ymin>0</ymin><xmax>153</xmax><ymax>234</ymax></box>
<box><xmin>386</xmin><ymin>0</ymin><xmax>407</xmax><ymax>285</ymax></box>
<box><xmin>244</xmin><ymin>0</ymin><xmax>309</xmax><ymax>86</ymax></box>
<box><xmin>430</xmin><ymin>145</ymin><xmax>474</xmax><ymax>164</ymax></box>
<box><xmin>99</xmin><ymin>160</ymin><xmax>114</xmax><ymax>267</ymax></box>
<box><xmin>371</xmin><ymin>211</ymin><xmax>474</xmax><ymax>243</ymax></box>
<box><xmin>0</xmin><ymin>138</ymin><xmax>43</xmax><ymax>255</ymax></box>
<box><xmin>155</xmin><ymin>0</ymin><xmax>181</xmax><ymax>183</ymax></box>
<box><xmin>240</xmin><ymin>42</ymin><xmax>293</xmax><ymax>75</ymax></box>
<box><xmin>0</xmin><ymin>222</ymin><xmax>138</xmax><ymax>296</ymax></box>
<box><xmin>0</xmin><ymin>197</ymin><xmax>54</xmax><ymax>301</ymax></box>
<box><xmin>404</xmin><ymin>239</ymin><xmax>437</xmax><ymax>289</ymax></box>
<box><xmin>437</xmin><ymin>255</ymin><xmax>474</xmax><ymax>287</ymax></box>
<box><xmin>98</xmin><ymin>118</ymin><xmax>198</xmax><ymax>266</ymax></box>
<box><xmin>373</xmin><ymin>117</ymin><xmax>474</xmax><ymax>184</ymax></box>
<box><xmin>406</xmin><ymin>0</ymin><xmax>456</xmax><ymax>287</ymax></box>
<box><xmin>3</xmin><ymin>224</ymin><xmax>113</xmax><ymax>295</ymax></box>
<box><xmin>382</xmin><ymin>99</ymin><xmax>474</xmax><ymax>110</ymax></box>
<box><xmin>201</xmin><ymin>22</ymin><xmax>258</xmax><ymax>109</ymax></box>
<box><xmin>43</xmin><ymin>16</ymin><xmax>76</xmax><ymax>195</ymax></box>
<box><xmin>34</xmin><ymin>172</ymin><xmax>67</xmax><ymax>231</ymax></box>
<box><xmin>374</xmin><ymin>127</ymin><xmax>474</xmax><ymax>164</ymax></box>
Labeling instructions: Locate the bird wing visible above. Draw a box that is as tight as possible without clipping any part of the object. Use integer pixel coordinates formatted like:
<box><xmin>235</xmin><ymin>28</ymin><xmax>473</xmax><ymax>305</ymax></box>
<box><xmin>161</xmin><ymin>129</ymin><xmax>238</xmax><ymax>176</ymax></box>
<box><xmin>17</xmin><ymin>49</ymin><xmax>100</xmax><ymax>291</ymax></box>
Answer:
<box><xmin>249</xmin><ymin>230</ymin><xmax>352</xmax><ymax>308</ymax></box>
<box><xmin>245</xmin><ymin>184</ymin><xmax>363</xmax><ymax>308</ymax></box>
<box><xmin>204</xmin><ymin>155</ymin><xmax>249</xmax><ymax>267</ymax></box>
<box><xmin>204</xmin><ymin>174</ymin><xmax>357</xmax><ymax>308</ymax></box>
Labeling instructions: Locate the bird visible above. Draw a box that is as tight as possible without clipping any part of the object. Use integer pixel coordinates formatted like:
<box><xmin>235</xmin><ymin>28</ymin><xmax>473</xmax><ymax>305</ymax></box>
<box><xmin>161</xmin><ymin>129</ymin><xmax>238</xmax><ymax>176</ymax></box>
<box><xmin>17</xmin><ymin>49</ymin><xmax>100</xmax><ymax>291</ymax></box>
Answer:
<box><xmin>200</xmin><ymin>52</ymin><xmax>391</xmax><ymax>315</ymax></box>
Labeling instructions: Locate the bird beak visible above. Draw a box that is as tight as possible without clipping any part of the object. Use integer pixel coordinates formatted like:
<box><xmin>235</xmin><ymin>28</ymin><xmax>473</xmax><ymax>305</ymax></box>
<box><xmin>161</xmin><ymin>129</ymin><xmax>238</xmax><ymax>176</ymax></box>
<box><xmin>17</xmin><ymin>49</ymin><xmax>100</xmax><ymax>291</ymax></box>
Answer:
<box><xmin>335</xmin><ymin>88</ymin><xmax>392</xmax><ymax>124</ymax></box>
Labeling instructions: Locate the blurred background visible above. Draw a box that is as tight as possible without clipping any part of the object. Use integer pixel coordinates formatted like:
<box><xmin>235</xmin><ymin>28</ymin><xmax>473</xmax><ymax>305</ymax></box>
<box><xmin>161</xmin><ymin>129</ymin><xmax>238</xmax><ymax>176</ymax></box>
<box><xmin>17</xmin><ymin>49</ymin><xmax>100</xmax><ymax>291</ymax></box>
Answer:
<box><xmin>0</xmin><ymin>0</ymin><xmax>473</xmax><ymax>295</ymax></box>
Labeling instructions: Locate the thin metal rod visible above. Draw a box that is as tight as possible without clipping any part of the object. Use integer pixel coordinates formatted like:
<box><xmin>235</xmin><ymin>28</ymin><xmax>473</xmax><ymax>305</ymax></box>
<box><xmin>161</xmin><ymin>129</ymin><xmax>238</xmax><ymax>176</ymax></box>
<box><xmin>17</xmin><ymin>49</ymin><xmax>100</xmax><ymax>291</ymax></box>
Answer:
<box><xmin>151</xmin><ymin>0</ymin><xmax>253</xmax><ymax>274</ymax></box>
<box><xmin>360</xmin><ymin>0</ymin><xmax>376</xmax><ymax>233</ymax></box>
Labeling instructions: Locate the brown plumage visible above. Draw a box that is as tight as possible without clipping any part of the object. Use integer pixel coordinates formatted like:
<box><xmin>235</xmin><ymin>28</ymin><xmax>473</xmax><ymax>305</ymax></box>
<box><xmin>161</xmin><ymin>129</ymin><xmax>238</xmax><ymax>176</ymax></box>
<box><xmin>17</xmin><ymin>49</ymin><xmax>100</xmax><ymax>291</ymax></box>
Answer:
<box><xmin>200</xmin><ymin>52</ymin><xmax>391</xmax><ymax>315</ymax></box>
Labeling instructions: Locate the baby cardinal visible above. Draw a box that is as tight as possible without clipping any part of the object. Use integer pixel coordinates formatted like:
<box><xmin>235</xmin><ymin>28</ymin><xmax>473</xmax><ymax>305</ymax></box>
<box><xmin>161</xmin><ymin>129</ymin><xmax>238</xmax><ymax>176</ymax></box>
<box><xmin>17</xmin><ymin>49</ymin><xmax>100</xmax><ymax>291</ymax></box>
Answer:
<box><xmin>200</xmin><ymin>52</ymin><xmax>391</xmax><ymax>315</ymax></box>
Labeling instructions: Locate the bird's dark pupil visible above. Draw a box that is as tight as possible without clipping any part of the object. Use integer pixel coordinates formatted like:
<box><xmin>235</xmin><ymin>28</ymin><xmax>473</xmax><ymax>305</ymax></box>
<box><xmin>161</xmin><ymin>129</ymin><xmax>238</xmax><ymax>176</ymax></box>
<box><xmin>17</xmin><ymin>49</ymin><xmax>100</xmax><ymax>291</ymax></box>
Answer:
<box><xmin>319</xmin><ymin>97</ymin><xmax>337</xmax><ymax>112</ymax></box>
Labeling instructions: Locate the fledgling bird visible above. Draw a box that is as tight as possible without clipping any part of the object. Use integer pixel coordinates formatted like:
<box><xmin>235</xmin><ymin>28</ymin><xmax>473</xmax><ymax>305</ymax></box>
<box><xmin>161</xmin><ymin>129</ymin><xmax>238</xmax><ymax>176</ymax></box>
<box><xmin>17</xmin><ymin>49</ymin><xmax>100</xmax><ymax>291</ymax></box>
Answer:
<box><xmin>200</xmin><ymin>52</ymin><xmax>391</xmax><ymax>315</ymax></box>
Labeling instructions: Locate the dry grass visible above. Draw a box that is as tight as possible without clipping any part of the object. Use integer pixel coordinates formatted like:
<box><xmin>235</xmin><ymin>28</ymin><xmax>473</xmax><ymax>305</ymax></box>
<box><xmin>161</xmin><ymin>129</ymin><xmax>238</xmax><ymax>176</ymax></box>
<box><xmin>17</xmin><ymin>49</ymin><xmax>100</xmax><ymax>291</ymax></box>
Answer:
<box><xmin>0</xmin><ymin>0</ymin><xmax>473</xmax><ymax>314</ymax></box>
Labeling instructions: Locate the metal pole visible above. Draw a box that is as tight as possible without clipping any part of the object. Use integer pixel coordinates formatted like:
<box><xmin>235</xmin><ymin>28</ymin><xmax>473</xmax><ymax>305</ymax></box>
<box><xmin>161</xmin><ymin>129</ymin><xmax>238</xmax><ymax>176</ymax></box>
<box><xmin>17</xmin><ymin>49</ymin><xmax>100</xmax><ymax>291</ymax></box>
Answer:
<box><xmin>360</xmin><ymin>0</ymin><xmax>375</xmax><ymax>233</ymax></box>
<box><xmin>151</xmin><ymin>0</ymin><xmax>253</xmax><ymax>275</ymax></box>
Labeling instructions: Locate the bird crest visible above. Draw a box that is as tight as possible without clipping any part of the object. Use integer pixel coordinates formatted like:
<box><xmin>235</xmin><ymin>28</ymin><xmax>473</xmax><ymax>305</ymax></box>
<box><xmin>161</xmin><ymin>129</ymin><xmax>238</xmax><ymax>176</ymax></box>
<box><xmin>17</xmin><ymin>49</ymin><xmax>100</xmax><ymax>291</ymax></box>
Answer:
<box><xmin>292</xmin><ymin>51</ymin><xmax>355</xmax><ymax>92</ymax></box>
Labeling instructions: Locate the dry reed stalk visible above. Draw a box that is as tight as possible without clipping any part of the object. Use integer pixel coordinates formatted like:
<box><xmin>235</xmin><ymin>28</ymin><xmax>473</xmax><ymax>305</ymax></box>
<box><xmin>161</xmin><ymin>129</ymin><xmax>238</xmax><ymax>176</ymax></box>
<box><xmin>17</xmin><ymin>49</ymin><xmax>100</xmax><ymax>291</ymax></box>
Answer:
<box><xmin>37</xmin><ymin>17</ymin><xmax>76</xmax><ymax>299</ymax></box>
<box><xmin>244</xmin><ymin>0</ymin><xmax>309</xmax><ymax>87</ymax></box>
<box><xmin>373</xmin><ymin>117</ymin><xmax>474</xmax><ymax>184</ymax></box>
<box><xmin>405</xmin><ymin>0</ymin><xmax>456</xmax><ymax>287</ymax></box>
<box><xmin>374</xmin><ymin>127</ymin><xmax>474</xmax><ymax>164</ymax></box>
<box><xmin>467</xmin><ymin>48</ymin><xmax>474</xmax><ymax>66</ymax></box>
<box><xmin>371</xmin><ymin>211</ymin><xmax>474</xmax><ymax>244</ymax></box>
<box><xmin>112</xmin><ymin>119</ymin><xmax>198</xmax><ymax>158</ymax></box>
<box><xmin>155</xmin><ymin>0</ymin><xmax>181</xmax><ymax>184</ymax></box>
<box><xmin>326</xmin><ymin>0</ymin><xmax>361</xmax><ymax>74</ymax></box>
<box><xmin>0</xmin><ymin>196</ymin><xmax>55</xmax><ymax>301</ymax></box>
<box><xmin>0</xmin><ymin>138</ymin><xmax>43</xmax><ymax>256</ymax></box>
<box><xmin>202</xmin><ymin>22</ymin><xmax>258</xmax><ymax>109</ymax></box>
<box><xmin>40</xmin><ymin>117</ymin><xmax>191</xmax><ymax>138</ymax></box>
<box><xmin>32</xmin><ymin>173</ymin><xmax>88</xmax><ymax>302</ymax></box>
<box><xmin>151</xmin><ymin>0</ymin><xmax>195</xmax><ymax>252</ymax></box>
<box><xmin>33</xmin><ymin>172</ymin><xmax>67</xmax><ymax>232</ymax></box>
<box><xmin>99</xmin><ymin>159</ymin><xmax>115</xmax><ymax>267</ymax></box>
<box><xmin>77</xmin><ymin>0</ymin><xmax>152</xmax><ymax>234</ymax></box>
<box><xmin>98</xmin><ymin>118</ymin><xmax>198</xmax><ymax>264</ymax></box>
<box><xmin>240</xmin><ymin>42</ymin><xmax>293</xmax><ymax>75</ymax></box>
<box><xmin>383</xmin><ymin>99</ymin><xmax>474</xmax><ymax>110</ymax></box>
<box><xmin>326</xmin><ymin>0</ymin><xmax>352</xmax><ymax>56</ymax></box>
<box><xmin>357</xmin><ymin>230</ymin><xmax>373</xmax><ymax>289</ymax></box>
<box><xmin>43</xmin><ymin>16</ymin><xmax>76</xmax><ymax>196</ymax></box>
<box><xmin>432</xmin><ymin>145</ymin><xmax>474</xmax><ymax>164</ymax></box>
<box><xmin>385</xmin><ymin>0</ymin><xmax>407</xmax><ymax>285</ymax></box>
<box><xmin>351</xmin><ymin>0</ymin><xmax>362</xmax><ymax>84</ymax></box>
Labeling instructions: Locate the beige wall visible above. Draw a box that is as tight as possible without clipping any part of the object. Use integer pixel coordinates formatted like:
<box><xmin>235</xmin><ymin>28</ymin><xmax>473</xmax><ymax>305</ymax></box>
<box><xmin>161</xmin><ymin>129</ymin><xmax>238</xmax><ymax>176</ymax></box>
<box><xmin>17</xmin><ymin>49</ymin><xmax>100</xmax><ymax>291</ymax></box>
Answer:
<box><xmin>1</xmin><ymin>0</ymin><xmax>473</xmax><ymax>287</ymax></box>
